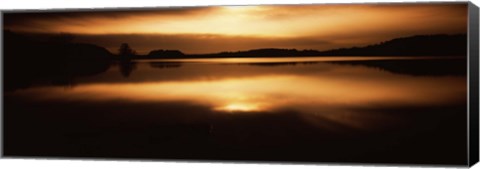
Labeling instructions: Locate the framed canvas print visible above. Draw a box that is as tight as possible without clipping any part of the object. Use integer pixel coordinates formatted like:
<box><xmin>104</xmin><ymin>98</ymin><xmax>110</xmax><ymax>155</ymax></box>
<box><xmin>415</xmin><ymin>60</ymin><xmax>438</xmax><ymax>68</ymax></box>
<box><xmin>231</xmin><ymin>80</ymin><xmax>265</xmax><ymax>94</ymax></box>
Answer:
<box><xmin>1</xmin><ymin>1</ymin><xmax>479</xmax><ymax>167</ymax></box>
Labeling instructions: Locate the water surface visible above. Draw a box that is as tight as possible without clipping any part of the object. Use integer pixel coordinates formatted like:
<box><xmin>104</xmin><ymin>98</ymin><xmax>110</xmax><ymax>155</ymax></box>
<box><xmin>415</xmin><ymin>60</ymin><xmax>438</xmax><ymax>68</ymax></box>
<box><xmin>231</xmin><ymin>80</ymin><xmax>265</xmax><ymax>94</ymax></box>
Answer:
<box><xmin>4</xmin><ymin>56</ymin><xmax>468</xmax><ymax>164</ymax></box>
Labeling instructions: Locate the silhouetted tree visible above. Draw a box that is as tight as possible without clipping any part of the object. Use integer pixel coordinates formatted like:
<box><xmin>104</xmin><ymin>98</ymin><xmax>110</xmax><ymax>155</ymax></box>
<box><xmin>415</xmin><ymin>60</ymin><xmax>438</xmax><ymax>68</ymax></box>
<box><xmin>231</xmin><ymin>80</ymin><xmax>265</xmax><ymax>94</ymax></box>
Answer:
<box><xmin>117</xmin><ymin>43</ymin><xmax>137</xmax><ymax>77</ymax></box>
<box><xmin>118</xmin><ymin>43</ymin><xmax>136</xmax><ymax>57</ymax></box>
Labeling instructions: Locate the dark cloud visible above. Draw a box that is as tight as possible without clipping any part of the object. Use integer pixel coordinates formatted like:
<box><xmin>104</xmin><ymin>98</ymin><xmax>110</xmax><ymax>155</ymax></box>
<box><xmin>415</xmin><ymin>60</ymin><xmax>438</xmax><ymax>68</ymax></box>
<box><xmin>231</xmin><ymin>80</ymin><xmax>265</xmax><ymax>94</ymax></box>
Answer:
<box><xmin>3</xmin><ymin>7</ymin><xmax>217</xmax><ymax>31</ymax></box>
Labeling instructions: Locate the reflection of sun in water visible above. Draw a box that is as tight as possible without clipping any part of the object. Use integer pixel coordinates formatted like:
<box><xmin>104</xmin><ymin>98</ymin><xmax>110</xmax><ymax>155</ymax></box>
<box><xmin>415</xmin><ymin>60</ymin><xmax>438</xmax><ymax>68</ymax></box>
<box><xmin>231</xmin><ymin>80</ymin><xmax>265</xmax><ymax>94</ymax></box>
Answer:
<box><xmin>215</xmin><ymin>103</ymin><xmax>261</xmax><ymax>112</ymax></box>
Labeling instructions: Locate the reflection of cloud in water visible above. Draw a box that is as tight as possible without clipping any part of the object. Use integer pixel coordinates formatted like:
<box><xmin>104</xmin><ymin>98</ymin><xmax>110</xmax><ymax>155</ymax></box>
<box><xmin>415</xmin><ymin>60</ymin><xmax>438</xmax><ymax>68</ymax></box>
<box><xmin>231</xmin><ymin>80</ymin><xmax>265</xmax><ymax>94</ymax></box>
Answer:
<box><xmin>8</xmin><ymin>69</ymin><xmax>466</xmax><ymax>130</ymax></box>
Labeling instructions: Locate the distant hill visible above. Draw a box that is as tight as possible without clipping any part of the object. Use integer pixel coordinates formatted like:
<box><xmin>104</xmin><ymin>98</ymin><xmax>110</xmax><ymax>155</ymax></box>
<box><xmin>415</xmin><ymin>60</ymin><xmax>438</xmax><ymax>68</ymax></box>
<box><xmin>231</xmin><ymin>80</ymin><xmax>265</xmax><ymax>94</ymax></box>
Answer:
<box><xmin>182</xmin><ymin>34</ymin><xmax>466</xmax><ymax>58</ymax></box>
<box><xmin>4</xmin><ymin>30</ymin><xmax>113</xmax><ymax>60</ymax></box>
<box><xmin>195</xmin><ymin>48</ymin><xmax>322</xmax><ymax>58</ymax></box>
<box><xmin>3</xmin><ymin>30</ymin><xmax>113</xmax><ymax>91</ymax></box>
<box><xmin>318</xmin><ymin>34</ymin><xmax>467</xmax><ymax>56</ymax></box>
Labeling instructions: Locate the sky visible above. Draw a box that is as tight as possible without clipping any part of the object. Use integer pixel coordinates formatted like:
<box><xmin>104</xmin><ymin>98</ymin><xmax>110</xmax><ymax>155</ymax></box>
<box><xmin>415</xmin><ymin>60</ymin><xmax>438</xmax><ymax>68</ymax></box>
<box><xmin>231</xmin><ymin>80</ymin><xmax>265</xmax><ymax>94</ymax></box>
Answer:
<box><xmin>4</xmin><ymin>3</ymin><xmax>468</xmax><ymax>54</ymax></box>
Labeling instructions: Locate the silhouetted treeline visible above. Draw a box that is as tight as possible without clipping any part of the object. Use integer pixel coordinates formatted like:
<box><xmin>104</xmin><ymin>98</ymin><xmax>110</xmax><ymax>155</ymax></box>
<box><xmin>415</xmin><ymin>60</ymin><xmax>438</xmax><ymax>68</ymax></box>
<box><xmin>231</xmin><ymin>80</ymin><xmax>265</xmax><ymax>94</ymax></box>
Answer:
<box><xmin>118</xmin><ymin>49</ymin><xmax>185</xmax><ymax>59</ymax></box>
<box><xmin>3</xmin><ymin>31</ymin><xmax>468</xmax><ymax>90</ymax></box>
<box><xmin>147</xmin><ymin>49</ymin><xmax>185</xmax><ymax>58</ymax></box>
<box><xmin>194</xmin><ymin>48</ymin><xmax>322</xmax><ymax>58</ymax></box>
<box><xmin>192</xmin><ymin>34</ymin><xmax>466</xmax><ymax>57</ymax></box>
<box><xmin>3</xmin><ymin>30</ymin><xmax>113</xmax><ymax>91</ymax></box>
<box><xmin>112</xmin><ymin>34</ymin><xmax>467</xmax><ymax>59</ymax></box>
<box><xmin>5</xmin><ymin>31</ymin><xmax>467</xmax><ymax>63</ymax></box>
<box><xmin>318</xmin><ymin>34</ymin><xmax>467</xmax><ymax>56</ymax></box>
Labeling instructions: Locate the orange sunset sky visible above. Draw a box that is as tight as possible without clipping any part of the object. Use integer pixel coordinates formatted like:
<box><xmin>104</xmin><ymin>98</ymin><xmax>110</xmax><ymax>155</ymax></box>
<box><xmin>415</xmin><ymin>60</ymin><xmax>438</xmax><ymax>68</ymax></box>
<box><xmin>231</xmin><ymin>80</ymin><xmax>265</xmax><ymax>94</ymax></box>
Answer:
<box><xmin>4</xmin><ymin>3</ymin><xmax>468</xmax><ymax>54</ymax></box>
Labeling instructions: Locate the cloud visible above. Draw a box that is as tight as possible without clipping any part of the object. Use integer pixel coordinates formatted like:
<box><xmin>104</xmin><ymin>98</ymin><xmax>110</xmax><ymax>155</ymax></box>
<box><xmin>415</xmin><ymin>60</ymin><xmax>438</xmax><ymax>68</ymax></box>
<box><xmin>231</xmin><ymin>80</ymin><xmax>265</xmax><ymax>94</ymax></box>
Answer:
<box><xmin>3</xmin><ymin>7</ymin><xmax>218</xmax><ymax>33</ymax></box>
<box><xmin>3</xmin><ymin>4</ymin><xmax>468</xmax><ymax>53</ymax></box>
<box><xmin>4</xmin><ymin>4</ymin><xmax>467</xmax><ymax>35</ymax></box>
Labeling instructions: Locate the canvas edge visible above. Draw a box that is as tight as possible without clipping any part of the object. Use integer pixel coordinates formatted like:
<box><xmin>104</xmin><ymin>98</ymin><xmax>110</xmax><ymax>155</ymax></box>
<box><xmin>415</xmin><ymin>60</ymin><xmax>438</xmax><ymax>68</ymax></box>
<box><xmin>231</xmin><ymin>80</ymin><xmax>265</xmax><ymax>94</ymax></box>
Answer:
<box><xmin>1</xmin><ymin>10</ymin><xmax>4</xmax><ymax>159</ymax></box>
<box><xmin>468</xmin><ymin>1</ymin><xmax>480</xmax><ymax>167</ymax></box>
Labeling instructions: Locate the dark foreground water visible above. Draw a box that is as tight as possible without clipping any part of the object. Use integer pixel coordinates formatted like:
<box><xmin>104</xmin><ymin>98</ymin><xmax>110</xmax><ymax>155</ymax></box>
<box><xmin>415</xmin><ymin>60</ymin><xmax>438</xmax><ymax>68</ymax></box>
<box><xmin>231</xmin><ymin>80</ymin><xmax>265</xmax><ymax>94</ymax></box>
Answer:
<box><xmin>4</xmin><ymin>57</ymin><xmax>468</xmax><ymax>165</ymax></box>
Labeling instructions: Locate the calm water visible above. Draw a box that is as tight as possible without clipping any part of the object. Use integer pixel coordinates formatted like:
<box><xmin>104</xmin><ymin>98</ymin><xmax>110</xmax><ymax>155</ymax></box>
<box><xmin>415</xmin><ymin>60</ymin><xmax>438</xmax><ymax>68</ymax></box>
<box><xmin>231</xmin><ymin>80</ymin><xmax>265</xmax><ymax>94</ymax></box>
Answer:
<box><xmin>4</xmin><ymin>56</ymin><xmax>468</xmax><ymax>164</ymax></box>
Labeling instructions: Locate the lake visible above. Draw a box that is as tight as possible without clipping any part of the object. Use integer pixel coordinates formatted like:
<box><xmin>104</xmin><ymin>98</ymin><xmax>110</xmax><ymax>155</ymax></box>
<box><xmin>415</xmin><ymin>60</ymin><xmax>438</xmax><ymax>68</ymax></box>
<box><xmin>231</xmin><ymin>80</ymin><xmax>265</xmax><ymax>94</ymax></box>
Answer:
<box><xmin>3</xmin><ymin>56</ymin><xmax>468</xmax><ymax>165</ymax></box>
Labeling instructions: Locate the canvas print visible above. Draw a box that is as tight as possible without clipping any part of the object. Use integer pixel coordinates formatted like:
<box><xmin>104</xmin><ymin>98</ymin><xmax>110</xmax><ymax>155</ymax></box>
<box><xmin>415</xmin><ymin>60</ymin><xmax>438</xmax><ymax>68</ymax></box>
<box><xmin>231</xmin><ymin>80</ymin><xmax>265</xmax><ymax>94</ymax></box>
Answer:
<box><xmin>2</xmin><ymin>3</ymin><xmax>472</xmax><ymax>165</ymax></box>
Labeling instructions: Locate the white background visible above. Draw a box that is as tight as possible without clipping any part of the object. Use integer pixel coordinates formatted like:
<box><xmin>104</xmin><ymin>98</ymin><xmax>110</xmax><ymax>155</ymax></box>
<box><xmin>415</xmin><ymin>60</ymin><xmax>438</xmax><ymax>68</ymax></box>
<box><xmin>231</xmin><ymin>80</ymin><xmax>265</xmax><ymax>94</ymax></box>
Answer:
<box><xmin>0</xmin><ymin>0</ymin><xmax>479</xmax><ymax>169</ymax></box>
